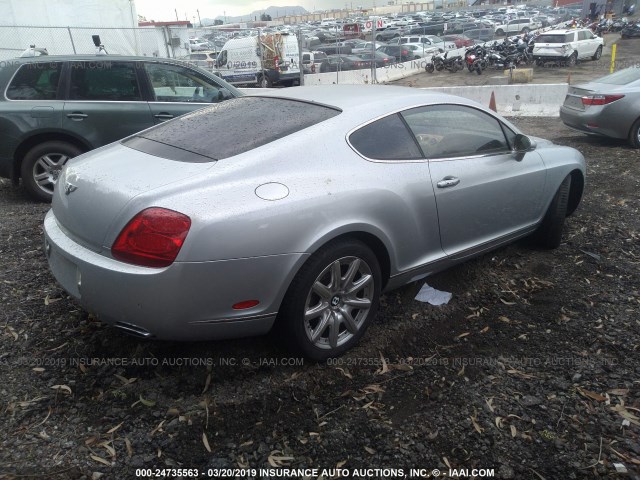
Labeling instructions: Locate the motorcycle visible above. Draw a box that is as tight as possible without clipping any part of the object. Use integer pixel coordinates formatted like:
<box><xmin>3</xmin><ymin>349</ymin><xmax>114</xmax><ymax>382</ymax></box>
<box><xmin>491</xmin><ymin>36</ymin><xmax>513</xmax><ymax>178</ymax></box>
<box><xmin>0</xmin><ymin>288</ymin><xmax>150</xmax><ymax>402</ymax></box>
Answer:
<box><xmin>425</xmin><ymin>51</ymin><xmax>464</xmax><ymax>73</ymax></box>
<box><xmin>465</xmin><ymin>45</ymin><xmax>488</xmax><ymax>75</ymax></box>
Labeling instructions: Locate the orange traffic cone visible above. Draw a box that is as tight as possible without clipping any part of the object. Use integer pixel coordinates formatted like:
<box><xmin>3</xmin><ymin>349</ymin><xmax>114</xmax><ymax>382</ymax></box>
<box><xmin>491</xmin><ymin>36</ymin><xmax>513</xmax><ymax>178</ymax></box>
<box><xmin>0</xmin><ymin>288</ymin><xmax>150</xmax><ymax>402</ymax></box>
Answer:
<box><xmin>489</xmin><ymin>91</ymin><xmax>497</xmax><ymax>112</ymax></box>
<box><xmin>567</xmin><ymin>72</ymin><xmax>571</xmax><ymax>84</ymax></box>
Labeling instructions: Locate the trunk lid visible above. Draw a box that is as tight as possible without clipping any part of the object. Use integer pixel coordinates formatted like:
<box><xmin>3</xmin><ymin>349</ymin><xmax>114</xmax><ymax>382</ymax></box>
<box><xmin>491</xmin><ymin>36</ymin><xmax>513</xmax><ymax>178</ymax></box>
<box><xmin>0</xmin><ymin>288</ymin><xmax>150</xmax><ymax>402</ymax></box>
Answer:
<box><xmin>563</xmin><ymin>86</ymin><xmax>594</xmax><ymax>111</ymax></box>
<box><xmin>51</xmin><ymin>142</ymin><xmax>215</xmax><ymax>252</ymax></box>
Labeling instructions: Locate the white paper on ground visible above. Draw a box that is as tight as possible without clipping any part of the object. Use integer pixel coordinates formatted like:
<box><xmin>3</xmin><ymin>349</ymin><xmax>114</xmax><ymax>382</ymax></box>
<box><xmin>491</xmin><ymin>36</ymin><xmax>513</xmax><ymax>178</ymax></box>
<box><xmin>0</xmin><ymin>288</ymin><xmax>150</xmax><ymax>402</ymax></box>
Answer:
<box><xmin>415</xmin><ymin>283</ymin><xmax>452</xmax><ymax>306</ymax></box>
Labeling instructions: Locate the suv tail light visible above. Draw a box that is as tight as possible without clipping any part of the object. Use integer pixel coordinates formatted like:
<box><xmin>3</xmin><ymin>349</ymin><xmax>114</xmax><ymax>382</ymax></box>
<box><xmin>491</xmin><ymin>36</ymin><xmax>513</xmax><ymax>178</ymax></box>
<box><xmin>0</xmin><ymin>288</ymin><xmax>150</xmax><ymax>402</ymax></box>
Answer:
<box><xmin>112</xmin><ymin>208</ymin><xmax>191</xmax><ymax>268</ymax></box>
<box><xmin>581</xmin><ymin>94</ymin><xmax>625</xmax><ymax>106</ymax></box>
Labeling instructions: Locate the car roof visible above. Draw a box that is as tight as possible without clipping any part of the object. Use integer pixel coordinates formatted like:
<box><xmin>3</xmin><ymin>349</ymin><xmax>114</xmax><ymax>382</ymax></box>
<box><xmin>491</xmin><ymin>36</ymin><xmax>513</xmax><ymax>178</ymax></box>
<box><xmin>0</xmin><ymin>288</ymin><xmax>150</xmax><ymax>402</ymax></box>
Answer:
<box><xmin>6</xmin><ymin>55</ymin><xmax>202</xmax><ymax>65</ymax></box>
<box><xmin>254</xmin><ymin>85</ymin><xmax>484</xmax><ymax>115</ymax></box>
<box><xmin>542</xmin><ymin>29</ymin><xmax>580</xmax><ymax>34</ymax></box>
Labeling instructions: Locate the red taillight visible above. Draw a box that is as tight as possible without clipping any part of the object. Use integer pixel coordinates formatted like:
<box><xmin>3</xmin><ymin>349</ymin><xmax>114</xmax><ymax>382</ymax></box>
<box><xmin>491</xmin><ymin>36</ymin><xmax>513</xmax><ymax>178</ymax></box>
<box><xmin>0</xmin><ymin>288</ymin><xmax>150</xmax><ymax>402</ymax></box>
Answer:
<box><xmin>111</xmin><ymin>207</ymin><xmax>191</xmax><ymax>268</ymax></box>
<box><xmin>581</xmin><ymin>94</ymin><xmax>625</xmax><ymax>106</ymax></box>
<box><xmin>402</xmin><ymin>49</ymin><xmax>409</xmax><ymax>55</ymax></box>
<box><xmin>274</xmin><ymin>55</ymin><xmax>280</xmax><ymax>72</ymax></box>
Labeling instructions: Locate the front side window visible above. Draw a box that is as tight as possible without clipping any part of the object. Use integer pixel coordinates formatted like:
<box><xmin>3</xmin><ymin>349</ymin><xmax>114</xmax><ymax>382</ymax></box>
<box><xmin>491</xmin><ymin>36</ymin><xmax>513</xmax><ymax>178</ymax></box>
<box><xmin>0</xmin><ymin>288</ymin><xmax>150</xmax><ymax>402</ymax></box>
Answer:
<box><xmin>69</xmin><ymin>61</ymin><xmax>141</xmax><ymax>101</ymax></box>
<box><xmin>349</xmin><ymin>114</ymin><xmax>422</xmax><ymax>161</ymax></box>
<box><xmin>7</xmin><ymin>62</ymin><xmax>63</xmax><ymax>100</ymax></box>
<box><xmin>145</xmin><ymin>63</ymin><xmax>226</xmax><ymax>103</ymax></box>
<box><xmin>401</xmin><ymin>105</ymin><xmax>510</xmax><ymax>159</ymax></box>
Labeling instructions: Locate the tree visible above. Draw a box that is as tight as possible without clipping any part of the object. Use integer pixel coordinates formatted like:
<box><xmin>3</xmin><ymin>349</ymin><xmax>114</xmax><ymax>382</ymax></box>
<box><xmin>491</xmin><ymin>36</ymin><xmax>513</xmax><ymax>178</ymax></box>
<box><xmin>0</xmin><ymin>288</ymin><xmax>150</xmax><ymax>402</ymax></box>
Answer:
<box><xmin>260</xmin><ymin>13</ymin><xmax>272</xmax><ymax>21</ymax></box>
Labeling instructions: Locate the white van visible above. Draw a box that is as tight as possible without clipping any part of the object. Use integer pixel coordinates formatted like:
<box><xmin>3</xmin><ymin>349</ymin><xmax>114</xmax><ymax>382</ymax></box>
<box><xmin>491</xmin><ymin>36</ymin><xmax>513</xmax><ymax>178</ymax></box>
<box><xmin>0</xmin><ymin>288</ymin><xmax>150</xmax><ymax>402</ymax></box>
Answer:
<box><xmin>215</xmin><ymin>33</ymin><xmax>301</xmax><ymax>87</ymax></box>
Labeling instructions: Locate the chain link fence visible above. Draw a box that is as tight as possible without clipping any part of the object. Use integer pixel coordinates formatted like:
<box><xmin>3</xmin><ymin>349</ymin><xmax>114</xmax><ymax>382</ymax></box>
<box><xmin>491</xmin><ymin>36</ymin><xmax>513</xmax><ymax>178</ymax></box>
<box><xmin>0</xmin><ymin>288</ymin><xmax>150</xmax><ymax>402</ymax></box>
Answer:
<box><xmin>0</xmin><ymin>24</ymin><xmax>444</xmax><ymax>86</ymax></box>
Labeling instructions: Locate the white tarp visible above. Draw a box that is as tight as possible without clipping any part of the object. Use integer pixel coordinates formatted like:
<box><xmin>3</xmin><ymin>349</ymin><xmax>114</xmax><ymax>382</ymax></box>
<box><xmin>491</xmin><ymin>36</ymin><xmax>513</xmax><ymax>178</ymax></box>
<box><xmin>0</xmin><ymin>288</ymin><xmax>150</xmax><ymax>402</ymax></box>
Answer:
<box><xmin>0</xmin><ymin>0</ymin><xmax>138</xmax><ymax>27</ymax></box>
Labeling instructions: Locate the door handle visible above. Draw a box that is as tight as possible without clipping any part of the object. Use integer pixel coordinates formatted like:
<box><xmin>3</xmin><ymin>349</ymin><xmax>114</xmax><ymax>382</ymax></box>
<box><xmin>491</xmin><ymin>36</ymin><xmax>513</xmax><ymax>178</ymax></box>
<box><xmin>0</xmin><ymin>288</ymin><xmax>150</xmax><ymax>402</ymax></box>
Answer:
<box><xmin>437</xmin><ymin>176</ymin><xmax>460</xmax><ymax>188</ymax></box>
<box><xmin>154</xmin><ymin>113</ymin><xmax>174</xmax><ymax>119</ymax></box>
<box><xmin>66</xmin><ymin>113</ymin><xmax>87</xmax><ymax>120</ymax></box>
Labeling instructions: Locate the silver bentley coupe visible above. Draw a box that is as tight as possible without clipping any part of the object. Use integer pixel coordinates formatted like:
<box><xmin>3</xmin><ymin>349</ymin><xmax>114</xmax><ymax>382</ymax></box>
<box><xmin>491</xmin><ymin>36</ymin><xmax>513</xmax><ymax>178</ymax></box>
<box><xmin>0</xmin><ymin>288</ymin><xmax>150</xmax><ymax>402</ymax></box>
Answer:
<box><xmin>44</xmin><ymin>85</ymin><xmax>586</xmax><ymax>360</ymax></box>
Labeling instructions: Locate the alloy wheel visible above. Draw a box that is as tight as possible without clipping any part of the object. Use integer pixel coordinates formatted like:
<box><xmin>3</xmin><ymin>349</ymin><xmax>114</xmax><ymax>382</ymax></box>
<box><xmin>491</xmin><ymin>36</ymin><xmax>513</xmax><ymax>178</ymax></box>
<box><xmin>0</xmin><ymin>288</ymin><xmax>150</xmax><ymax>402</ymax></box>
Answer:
<box><xmin>303</xmin><ymin>256</ymin><xmax>374</xmax><ymax>350</ymax></box>
<box><xmin>32</xmin><ymin>153</ymin><xmax>70</xmax><ymax>195</ymax></box>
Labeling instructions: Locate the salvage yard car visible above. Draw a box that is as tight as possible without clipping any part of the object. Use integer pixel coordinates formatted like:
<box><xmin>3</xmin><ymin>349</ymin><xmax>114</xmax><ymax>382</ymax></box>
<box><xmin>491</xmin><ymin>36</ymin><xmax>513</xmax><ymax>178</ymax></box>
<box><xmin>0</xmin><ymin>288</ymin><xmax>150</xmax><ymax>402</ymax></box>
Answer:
<box><xmin>560</xmin><ymin>66</ymin><xmax>640</xmax><ymax>148</ymax></box>
<box><xmin>44</xmin><ymin>85</ymin><xmax>586</xmax><ymax>360</ymax></box>
<box><xmin>532</xmin><ymin>28</ymin><xmax>604</xmax><ymax>66</ymax></box>
<box><xmin>0</xmin><ymin>55</ymin><xmax>241</xmax><ymax>201</ymax></box>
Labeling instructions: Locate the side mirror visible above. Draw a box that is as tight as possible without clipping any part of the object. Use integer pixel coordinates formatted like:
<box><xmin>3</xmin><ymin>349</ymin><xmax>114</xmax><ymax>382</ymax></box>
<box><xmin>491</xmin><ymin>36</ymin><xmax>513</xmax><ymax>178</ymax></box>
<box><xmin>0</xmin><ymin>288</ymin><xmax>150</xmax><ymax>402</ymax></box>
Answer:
<box><xmin>513</xmin><ymin>133</ymin><xmax>535</xmax><ymax>151</ymax></box>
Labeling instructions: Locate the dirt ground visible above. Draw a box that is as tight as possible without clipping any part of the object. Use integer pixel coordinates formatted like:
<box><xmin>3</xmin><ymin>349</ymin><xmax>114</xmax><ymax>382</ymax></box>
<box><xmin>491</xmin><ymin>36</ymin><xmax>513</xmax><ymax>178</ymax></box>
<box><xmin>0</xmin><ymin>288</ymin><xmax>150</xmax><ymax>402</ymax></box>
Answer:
<box><xmin>1</xmin><ymin>41</ymin><xmax>640</xmax><ymax>480</ymax></box>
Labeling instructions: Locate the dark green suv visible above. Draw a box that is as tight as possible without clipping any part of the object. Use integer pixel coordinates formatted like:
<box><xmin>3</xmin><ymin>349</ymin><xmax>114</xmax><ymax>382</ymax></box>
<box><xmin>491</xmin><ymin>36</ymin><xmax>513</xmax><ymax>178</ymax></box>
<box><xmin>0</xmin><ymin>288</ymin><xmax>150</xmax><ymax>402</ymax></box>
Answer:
<box><xmin>0</xmin><ymin>55</ymin><xmax>242</xmax><ymax>201</ymax></box>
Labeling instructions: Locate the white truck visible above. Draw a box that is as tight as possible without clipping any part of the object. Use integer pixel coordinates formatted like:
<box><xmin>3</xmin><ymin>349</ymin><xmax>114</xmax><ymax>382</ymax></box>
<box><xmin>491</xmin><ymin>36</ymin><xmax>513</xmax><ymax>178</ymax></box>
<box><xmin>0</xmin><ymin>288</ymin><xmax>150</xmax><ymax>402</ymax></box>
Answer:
<box><xmin>215</xmin><ymin>33</ymin><xmax>301</xmax><ymax>87</ymax></box>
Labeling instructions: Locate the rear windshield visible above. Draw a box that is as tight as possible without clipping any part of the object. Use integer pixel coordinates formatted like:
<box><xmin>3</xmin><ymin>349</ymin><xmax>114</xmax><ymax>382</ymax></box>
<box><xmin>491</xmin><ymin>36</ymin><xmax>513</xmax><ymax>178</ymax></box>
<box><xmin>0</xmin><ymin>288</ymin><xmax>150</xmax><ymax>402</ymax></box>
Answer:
<box><xmin>128</xmin><ymin>97</ymin><xmax>340</xmax><ymax>161</ymax></box>
<box><xmin>595</xmin><ymin>67</ymin><xmax>640</xmax><ymax>85</ymax></box>
<box><xmin>535</xmin><ymin>34</ymin><xmax>573</xmax><ymax>43</ymax></box>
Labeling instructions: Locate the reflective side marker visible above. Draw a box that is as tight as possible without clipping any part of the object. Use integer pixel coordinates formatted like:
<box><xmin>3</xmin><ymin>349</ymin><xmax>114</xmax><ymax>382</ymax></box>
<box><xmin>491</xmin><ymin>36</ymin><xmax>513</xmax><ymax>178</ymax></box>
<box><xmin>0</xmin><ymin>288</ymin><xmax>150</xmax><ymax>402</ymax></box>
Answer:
<box><xmin>232</xmin><ymin>300</ymin><xmax>260</xmax><ymax>310</ymax></box>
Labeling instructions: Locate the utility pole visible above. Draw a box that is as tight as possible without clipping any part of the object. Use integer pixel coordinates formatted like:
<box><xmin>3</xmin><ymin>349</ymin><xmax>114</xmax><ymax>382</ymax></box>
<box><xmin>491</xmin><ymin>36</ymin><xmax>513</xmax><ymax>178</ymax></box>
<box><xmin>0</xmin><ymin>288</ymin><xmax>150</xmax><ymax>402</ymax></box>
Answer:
<box><xmin>175</xmin><ymin>8</ymin><xmax>179</xmax><ymax>21</ymax></box>
<box><xmin>197</xmin><ymin>9</ymin><xmax>202</xmax><ymax>27</ymax></box>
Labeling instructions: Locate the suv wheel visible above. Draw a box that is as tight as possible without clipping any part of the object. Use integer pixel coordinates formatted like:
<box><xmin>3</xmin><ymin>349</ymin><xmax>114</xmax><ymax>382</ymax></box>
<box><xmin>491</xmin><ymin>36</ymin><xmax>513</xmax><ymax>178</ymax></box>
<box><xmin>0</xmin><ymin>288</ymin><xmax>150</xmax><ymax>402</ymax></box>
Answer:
<box><xmin>566</xmin><ymin>52</ymin><xmax>578</xmax><ymax>67</ymax></box>
<box><xmin>21</xmin><ymin>141</ymin><xmax>83</xmax><ymax>202</ymax></box>
<box><xmin>592</xmin><ymin>45</ymin><xmax>602</xmax><ymax>60</ymax></box>
<box><xmin>521</xmin><ymin>27</ymin><xmax>530</xmax><ymax>33</ymax></box>
<box><xmin>496</xmin><ymin>28</ymin><xmax>505</xmax><ymax>35</ymax></box>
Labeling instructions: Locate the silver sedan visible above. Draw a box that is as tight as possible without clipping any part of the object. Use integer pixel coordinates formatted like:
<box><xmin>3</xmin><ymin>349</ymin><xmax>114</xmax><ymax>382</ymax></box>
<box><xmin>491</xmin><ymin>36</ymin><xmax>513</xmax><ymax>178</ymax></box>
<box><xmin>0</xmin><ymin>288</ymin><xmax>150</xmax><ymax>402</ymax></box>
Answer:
<box><xmin>560</xmin><ymin>67</ymin><xmax>640</xmax><ymax>148</ymax></box>
<box><xmin>44</xmin><ymin>86</ymin><xmax>586</xmax><ymax>360</ymax></box>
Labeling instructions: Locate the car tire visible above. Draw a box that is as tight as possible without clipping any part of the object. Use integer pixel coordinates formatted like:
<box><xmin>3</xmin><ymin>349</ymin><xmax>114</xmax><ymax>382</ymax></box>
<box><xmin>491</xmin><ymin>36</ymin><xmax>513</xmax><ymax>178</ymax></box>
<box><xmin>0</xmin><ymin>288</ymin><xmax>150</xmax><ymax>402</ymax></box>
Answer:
<box><xmin>376</xmin><ymin>35</ymin><xmax>383</xmax><ymax>41</ymax></box>
<box><xmin>629</xmin><ymin>118</ymin><xmax>640</xmax><ymax>148</ymax></box>
<box><xmin>566</xmin><ymin>52</ymin><xmax>577</xmax><ymax>67</ymax></box>
<box><xmin>21</xmin><ymin>141</ymin><xmax>83</xmax><ymax>202</ymax></box>
<box><xmin>522</xmin><ymin>27</ymin><xmax>530</xmax><ymax>33</ymax></box>
<box><xmin>496</xmin><ymin>29</ymin><xmax>505</xmax><ymax>36</ymax></box>
<box><xmin>278</xmin><ymin>239</ymin><xmax>381</xmax><ymax>361</ymax></box>
<box><xmin>534</xmin><ymin>175</ymin><xmax>571</xmax><ymax>249</ymax></box>
<box><xmin>591</xmin><ymin>45</ymin><xmax>602</xmax><ymax>60</ymax></box>
<box><xmin>258</xmin><ymin>75</ymin><xmax>273</xmax><ymax>88</ymax></box>
<box><xmin>426</xmin><ymin>63</ymin><xmax>435</xmax><ymax>73</ymax></box>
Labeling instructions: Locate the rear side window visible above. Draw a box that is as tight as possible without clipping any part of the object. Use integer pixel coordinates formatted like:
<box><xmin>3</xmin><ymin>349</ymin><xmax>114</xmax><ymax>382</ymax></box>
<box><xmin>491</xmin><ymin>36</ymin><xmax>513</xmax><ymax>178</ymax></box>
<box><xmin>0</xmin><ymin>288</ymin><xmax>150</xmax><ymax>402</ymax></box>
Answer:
<box><xmin>69</xmin><ymin>61</ymin><xmax>141</xmax><ymax>101</ymax></box>
<box><xmin>7</xmin><ymin>62</ymin><xmax>63</xmax><ymax>100</ymax></box>
<box><xmin>349</xmin><ymin>114</ymin><xmax>422</xmax><ymax>161</ymax></box>
<box><xmin>130</xmin><ymin>97</ymin><xmax>340</xmax><ymax>161</ymax></box>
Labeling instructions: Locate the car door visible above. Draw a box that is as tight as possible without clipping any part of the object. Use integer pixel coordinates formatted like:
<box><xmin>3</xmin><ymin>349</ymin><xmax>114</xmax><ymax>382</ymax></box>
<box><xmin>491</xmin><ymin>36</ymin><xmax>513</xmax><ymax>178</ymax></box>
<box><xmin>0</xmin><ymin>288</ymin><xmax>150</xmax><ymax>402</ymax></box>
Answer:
<box><xmin>579</xmin><ymin>29</ymin><xmax>599</xmax><ymax>58</ymax></box>
<box><xmin>347</xmin><ymin>113</ymin><xmax>444</xmax><ymax>270</ymax></box>
<box><xmin>5</xmin><ymin>61</ymin><xmax>65</xmax><ymax>140</ymax></box>
<box><xmin>401</xmin><ymin>104</ymin><xmax>547</xmax><ymax>258</ymax></box>
<box><xmin>62</xmin><ymin>60</ymin><xmax>154</xmax><ymax>148</ymax></box>
<box><xmin>142</xmin><ymin>62</ymin><xmax>232</xmax><ymax>124</ymax></box>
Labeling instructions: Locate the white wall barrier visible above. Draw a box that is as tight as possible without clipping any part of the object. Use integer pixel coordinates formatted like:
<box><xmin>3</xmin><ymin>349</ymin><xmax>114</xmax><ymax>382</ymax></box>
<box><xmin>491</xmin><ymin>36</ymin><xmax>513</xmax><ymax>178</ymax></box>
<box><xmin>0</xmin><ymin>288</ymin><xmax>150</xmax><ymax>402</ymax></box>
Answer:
<box><xmin>421</xmin><ymin>84</ymin><xmax>569</xmax><ymax>116</ymax></box>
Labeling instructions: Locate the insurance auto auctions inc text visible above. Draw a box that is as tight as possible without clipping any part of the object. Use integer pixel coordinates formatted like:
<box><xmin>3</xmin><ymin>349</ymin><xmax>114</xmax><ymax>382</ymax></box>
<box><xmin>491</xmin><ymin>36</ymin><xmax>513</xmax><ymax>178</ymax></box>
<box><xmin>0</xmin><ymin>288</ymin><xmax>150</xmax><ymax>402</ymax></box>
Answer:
<box><xmin>196</xmin><ymin>467</ymin><xmax>496</xmax><ymax>478</ymax></box>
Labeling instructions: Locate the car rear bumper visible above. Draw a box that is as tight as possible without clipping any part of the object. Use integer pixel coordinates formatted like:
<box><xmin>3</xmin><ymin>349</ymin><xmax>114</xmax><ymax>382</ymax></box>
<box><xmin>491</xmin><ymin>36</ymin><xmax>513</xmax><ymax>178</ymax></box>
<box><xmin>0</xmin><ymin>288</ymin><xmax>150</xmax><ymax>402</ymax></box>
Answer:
<box><xmin>44</xmin><ymin>210</ymin><xmax>308</xmax><ymax>341</ymax></box>
<box><xmin>559</xmin><ymin>105</ymin><xmax>627</xmax><ymax>140</ymax></box>
<box><xmin>533</xmin><ymin>54</ymin><xmax>571</xmax><ymax>62</ymax></box>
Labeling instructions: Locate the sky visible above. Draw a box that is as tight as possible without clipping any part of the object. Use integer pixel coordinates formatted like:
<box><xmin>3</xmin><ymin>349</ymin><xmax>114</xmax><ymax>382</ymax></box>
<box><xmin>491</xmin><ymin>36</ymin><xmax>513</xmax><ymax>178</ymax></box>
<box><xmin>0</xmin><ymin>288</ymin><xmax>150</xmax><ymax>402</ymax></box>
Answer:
<box><xmin>134</xmin><ymin>0</ymin><xmax>370</xmax><ymax>21</ymax></box>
